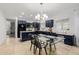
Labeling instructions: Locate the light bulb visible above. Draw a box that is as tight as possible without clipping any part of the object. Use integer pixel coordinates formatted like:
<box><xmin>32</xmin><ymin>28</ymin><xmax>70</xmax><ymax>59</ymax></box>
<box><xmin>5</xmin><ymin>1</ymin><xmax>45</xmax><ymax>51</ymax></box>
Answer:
<box><xmin>35</xmin><ymin>14</ymin><xmax>40</xmax><ymax>20</ymax></box>
<box><xmin>43</xmin><ymin>14</ymin><xmax>48</xmax><ymax>19</ymax></box>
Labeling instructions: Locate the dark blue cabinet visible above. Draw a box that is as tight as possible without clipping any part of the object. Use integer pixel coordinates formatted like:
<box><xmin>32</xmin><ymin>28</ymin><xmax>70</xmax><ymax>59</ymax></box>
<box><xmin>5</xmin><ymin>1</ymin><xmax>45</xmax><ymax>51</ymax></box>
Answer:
<box><xmin>64</xmin><ymin>35</ymin><xmax>75</xmax><ymax>46</ymax></box>
<box><xmin>20</xmin><ymin>31</ymin><xmax>75</xmax><ymax>46</ymax></box>
<box><xmin>33</xmin><ymin>22</ymin><xmax>40</xmax><ymax>31</ymax></box>
<box><xmin>21</xmin><ymin>32</ymin><xmax>35</xmax><ymax>41</ymax></box>
<box><xmin>46</xmin><ymin>20</ymin><xmax>54</xmax><ymax>27</ymax></box>
<box><xmin>18</xmin><ymin>21</ymin><xmax>26</xmax><ymax>38</ymax></box>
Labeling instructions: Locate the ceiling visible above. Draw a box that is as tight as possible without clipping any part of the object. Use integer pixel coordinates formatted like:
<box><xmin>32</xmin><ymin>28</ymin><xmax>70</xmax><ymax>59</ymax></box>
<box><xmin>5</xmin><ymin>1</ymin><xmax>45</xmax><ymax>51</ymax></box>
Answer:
<box><xmin>0</xmin><ymin>3</ymin><xmax>79</xmax><ymax>20</ymax></box>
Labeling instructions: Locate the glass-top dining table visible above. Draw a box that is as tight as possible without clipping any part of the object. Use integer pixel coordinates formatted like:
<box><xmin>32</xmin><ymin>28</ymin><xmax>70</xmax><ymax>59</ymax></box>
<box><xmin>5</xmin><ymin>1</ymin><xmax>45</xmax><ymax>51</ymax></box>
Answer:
<box><xmin>32</xmin><ymin>34</ymin><xmax>64</xmax><ymax>55</ymax></box>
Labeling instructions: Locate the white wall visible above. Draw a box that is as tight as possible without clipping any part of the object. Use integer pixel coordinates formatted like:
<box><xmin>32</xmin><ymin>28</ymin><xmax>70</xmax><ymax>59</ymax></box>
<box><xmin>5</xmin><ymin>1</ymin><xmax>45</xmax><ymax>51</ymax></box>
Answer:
<box><xmin>6</xmin><ymin>21</ymin><xmax>11</xmax><ymax>35</ymax></box>
<box><xmin>53</xmin><ymin>19</ymin><xmax>70</xmax><ymax>34</ymax></box>
<box><xmin>0</xmin><ymin>11</ymin><xmax>7</xmax><ymax>44</ymax></box>
<box><xmin>74</xmin><ymin>10</ymin><xmax>79</xmax><ymax>46</ymax></box>
<box><xmin>52</xmin><ymin>9</ymin><xmax>79</xmax><ymax>46</ymax></box>
<box><xmin>53</xmin><ymin>10</ymin><xmax>75</xmax><ymax>33</ymax></box>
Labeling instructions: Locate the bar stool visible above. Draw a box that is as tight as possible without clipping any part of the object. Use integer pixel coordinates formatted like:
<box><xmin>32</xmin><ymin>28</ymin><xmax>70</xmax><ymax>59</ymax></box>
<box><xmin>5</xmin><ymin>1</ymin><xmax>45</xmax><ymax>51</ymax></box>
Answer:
<box><xmin>47</xmin><ymin>38</ymin><xmax>56</xmax><ymax>54</ymax></box>
<box><xmin>30</xmin><ymin>35</ymin><xmax>48</xmax><ymax>55</ymax></box>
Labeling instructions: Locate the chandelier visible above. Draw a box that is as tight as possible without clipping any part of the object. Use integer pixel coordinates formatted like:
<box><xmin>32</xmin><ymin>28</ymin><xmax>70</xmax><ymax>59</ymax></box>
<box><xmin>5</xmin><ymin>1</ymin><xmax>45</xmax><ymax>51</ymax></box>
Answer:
<box><xmin>35</xmin><ymin>3</ymin><xmax>48</xmax><ymax>21</ymax></box>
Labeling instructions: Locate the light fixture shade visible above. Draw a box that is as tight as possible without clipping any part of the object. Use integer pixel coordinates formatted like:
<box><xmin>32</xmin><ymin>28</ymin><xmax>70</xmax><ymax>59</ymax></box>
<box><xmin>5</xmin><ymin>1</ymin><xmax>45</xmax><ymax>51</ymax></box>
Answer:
<box><xmin>35</xmin><ymin>14</ymin><xmax>48</xmax><ymax>20</ymax></box>
<box><xmin>35</xmin><ymin>14</ymin><xmax>40</xmax><ymax>20</ymax></box>
<box><xmin>43</xmin><ymin>14</ymin><xmax>48</xmax><ymax>19</ymax></box>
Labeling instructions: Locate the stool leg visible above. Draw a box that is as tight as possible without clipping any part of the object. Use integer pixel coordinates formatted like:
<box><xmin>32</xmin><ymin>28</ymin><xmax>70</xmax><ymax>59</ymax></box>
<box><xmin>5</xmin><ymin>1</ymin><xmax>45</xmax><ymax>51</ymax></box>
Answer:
<box><xmin>39</xmin><ymin>48</ymin><xmax>42</xmax><ymax>55</ymax></box>
<box><xmin>49</xmin><ymin>43</ymin><xmax>52</xmax><ymax>54</ymax></box>
<box><xmin>33</xmin><ymin>45</ymin><xmax>36</xmax><ymax>54</ymax></box>
<box><xmin>50</xmin><ymin>43</ymin><xmax>52</xmax><ymax>52</ymax></box>
<box><xmin>54</xmin><ymin>43</ymin><xmax>56</xmax><ymax>51</ymax></box>
<box><xmin>44</xmin><ymin>47</ymin><xmax>47</xmax><ymax>55</ymax></box>
<box><xmin>33</xmin><ymin>45</ymin><xmax>37</xmax><ymax>54</ymax></box>
<box><xmin>35</xmin><ymin>47</ymin><xmax>37</xmax><ymax>54</ymax></box>
<box><xmin>30</xmin><ymin>43</ymin><xmax>32</xmax><ymax>50</ymax></box>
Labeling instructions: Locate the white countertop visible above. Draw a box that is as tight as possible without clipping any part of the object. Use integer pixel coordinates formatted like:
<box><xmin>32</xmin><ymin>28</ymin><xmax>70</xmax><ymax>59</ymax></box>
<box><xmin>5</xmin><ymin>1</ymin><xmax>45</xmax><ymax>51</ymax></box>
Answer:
<box><xmin>20</xmin><ymin>31</ymin><xmax>34</xmax><ymax>33</ymax></box>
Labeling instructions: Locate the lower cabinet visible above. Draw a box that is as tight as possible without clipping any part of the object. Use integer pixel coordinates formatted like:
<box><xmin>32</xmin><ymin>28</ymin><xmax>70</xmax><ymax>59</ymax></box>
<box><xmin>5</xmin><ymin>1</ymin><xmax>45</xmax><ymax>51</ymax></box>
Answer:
<box><xmin>64</xmin><ymin>35</ymin><xmax>75</xmax><ymax>46</ymax></box>
<box><xmin>20</xmin><ymin>32</ymin><xmax>34</xmax><ymax>41</ymax></box>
